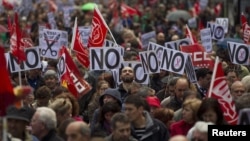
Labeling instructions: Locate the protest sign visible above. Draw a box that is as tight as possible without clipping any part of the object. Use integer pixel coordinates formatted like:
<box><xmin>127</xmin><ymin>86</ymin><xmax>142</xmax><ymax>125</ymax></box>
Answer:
<box><xmin>216</xmin><ymin>18</ymin><xmax>229</xmax><ymax>33</ymax></box>
<box><xmin>8</xmin><ymin>47</ymin><xmax>41</xmax><ymax>72</ymax></box>
<box><xmin>141</xmin><ymin>31</ymin><xmax>156</xmax><ymax>49</ymax></box>
<box><xmin>207</xmin><ymin>22</ymin><xmax>225</xmax><ymax>41</ymax></box>
<box><xmin>139</xmin><ymin>50</ymin><xmax>160</xmax><ymax>74</ymax></box>
<box><xmin>89</xmin><ymin>47</ymin><xmax>123</xmax><ymax>70</ymax></box>
<box><xmin>227</xmin><ymin>41</ymin><xmax>250</xmax><ymax>65</ymax></box>
<box><xmin>164</xmin><ymin>38</ymin><xmax>191</xmax><ymax>50</ymax></box>
<box><xmin>200</xmin><ymin>28</ymin><xmax>213</xmax><ymax>53</ymax></box>
<box><xmin>160</xmin><ymin>48</ymin><xmax>188</xmax><ymax>75</ymax></box>
<box><xmin>39</xmin><ymin>29</ymin><xmax>68</xmax><ymax>59</ymax></box>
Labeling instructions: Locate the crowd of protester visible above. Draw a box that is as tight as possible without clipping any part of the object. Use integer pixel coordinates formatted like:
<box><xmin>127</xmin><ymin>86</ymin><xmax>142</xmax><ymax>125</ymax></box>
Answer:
<box><xmin>1</xmin><ymin>0</ymin><xmax>250</xmax><ymax>141</ymax></box>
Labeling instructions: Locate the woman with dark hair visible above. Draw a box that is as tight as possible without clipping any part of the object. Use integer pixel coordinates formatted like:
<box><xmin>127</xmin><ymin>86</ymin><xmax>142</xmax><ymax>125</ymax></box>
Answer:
<box><xmin>197</xmin><ymin>97</ymin><xmax>228</xmax><ymax>125</ymax></box>
<box><xmin>98</xmin><ymin>72</ymin><xmax>115</xmax><ymax>88</ymax></box>
<box><xmin>88</xmin><ymin>80</ymin><xmax>110</xmax><ymax>120</ymax></box>
<box><xmin>91</xmin><ymin>102</ymin><xmax>121</xmax><ymax>136</ymax></box>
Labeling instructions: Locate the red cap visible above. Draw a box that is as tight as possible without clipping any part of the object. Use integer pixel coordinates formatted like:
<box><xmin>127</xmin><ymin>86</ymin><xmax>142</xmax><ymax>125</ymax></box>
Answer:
<box><xmin>146</xmin><ymin>96</ymin><xmax>161</xmax><ymax>108</ymax></box>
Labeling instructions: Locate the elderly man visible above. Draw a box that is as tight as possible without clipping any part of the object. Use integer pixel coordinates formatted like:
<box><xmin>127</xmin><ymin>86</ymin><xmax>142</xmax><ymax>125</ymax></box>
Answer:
<box><xmin>230</xmin><ymin>81</ymin><xmax>246</xmax><ymax>101</ymax></box>
<box><xmin>66</xmin><ymin>121</ymin><xmax>91</xmax><ymax>141</ymax></box>
<box><xmin>166</xmin><ymin>77</ymin><xmax>190</xmax><ymax>111</ymax></box>
<box><xmin>31</xmin><ymin>107</ymin><xmax>63</xmax><ymax>141</ymax></box>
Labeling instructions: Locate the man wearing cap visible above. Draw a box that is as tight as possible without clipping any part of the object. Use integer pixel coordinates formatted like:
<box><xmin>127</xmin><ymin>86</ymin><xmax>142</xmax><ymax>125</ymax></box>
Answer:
<box><xmin>90</xmin><ymin>88</ymin><xmax>122</xmax><ymax>132</ymax></box>
<box><xmin>6</xmin><ymin>105</ymin><xmax>37</xmax><ymax>141</ymax></box>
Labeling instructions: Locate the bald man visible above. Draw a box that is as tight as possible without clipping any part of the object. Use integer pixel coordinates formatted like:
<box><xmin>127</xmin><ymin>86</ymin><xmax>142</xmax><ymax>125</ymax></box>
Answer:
<box><xmin>166</xmin><ymin>77</ymin><xmax>189</xmax><ymax>111</ymax></box>
<box><xmin>66</xmin><ymin>121</ymin><xmax>90</xmax><ymax>141</ymax></box>
<box><xmin>230</xmin><ymin>81</ymin><xmax>246</xmax><ymax>101</ymax></box>
<box><xmin>156</xmin><ymin>32</ymin><xmax>166</xmax><ymax>46</ymax></box>
<box><xmin>169</xmin><ymin>135</ymin><xmax>188</xmax><ymax>141</ymax></box>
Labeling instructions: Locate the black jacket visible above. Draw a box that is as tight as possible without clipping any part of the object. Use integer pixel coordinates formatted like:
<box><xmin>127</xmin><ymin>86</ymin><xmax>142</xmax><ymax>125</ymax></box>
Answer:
<box><xmin>40</xmin><ymin>130</ymin><xmax>64</xmax><ymax>141</ymax></box>
<box><xmin>131</xmin><ymin>111</ymin><xmax>170</xmax><ymax>141</ymax></box>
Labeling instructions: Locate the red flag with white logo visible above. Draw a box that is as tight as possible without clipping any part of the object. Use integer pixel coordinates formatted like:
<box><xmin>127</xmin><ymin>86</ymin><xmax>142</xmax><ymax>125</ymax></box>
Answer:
<box><xmin>88</xmin><ymin>7</ymin><xmax>108</xmax><ymax>47</ymax></box>
<box><xmin>59</xmin><ymin>47</ymin><xmax>92</xmax><ymax>99</ymax></box>
<box><xmin>180</xmin><ymin>44</ymin><xmax>214</xmax><ymax>70</ymax></box>
<box><xmin>207</xmin><ymin>57</ymin><xmax>238</xmax><ymax>125</ymax></box>
<box><xmin>71</xmin><ymin>18</ymin><xmax>90</xmax><ymax>68</ymax></box>
<box><xmin>9</xmin><ymin>13</ymin><xmax>26</xmax><ymax>64</ymax></box>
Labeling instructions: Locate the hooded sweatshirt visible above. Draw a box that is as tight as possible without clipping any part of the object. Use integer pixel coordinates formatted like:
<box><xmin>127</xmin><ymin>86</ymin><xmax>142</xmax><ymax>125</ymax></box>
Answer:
<box><xmin>90</xmin><ymin>88</ymin><xmax>122</xmax><ymax>132</ymax></box>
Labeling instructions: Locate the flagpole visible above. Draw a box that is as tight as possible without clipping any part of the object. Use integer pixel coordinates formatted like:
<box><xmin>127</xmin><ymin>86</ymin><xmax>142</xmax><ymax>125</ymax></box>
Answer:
<box><xmin>70</xmin><ymin>17</ymin><xmax>77</xmax><ymax>55</ymax></box>
<box><xmin>2</xmin><ymin>117</ymin><xmax>7</xmax><ymax>141</ymax></box>
<box><xmin>207</xmin><ymin>56</ymin><xmax>219</xmax><ymax>98</ymax></box>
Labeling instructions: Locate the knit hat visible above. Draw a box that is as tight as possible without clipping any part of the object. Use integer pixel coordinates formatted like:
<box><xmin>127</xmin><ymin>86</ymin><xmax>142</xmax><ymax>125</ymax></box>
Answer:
<box><xmin>99</xmin><ymin>88</ymin><xmax>122</xmax><ymax>106</ymax></box>
<box><xmin>146</xmin><ymin>96</ymin><xmax>161</xmax><ymax>108</ymax></box>
<box><xmin>6</xmin><ymin>106</ymin><xmax>35</xmax><ymax>122</ymax></box>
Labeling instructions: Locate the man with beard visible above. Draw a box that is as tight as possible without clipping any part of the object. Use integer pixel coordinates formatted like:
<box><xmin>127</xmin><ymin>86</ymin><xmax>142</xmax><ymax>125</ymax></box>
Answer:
<box><xmin>118</xmin><ymin>66</ymin><xmax>135</xmax><ymax>103</ymax></box>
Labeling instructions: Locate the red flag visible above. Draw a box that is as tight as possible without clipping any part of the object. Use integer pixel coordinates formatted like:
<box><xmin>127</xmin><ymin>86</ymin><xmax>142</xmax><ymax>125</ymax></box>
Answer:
<box><xmin>121</xmin><ymin>3</ymin><xmax>139</xmax><ymax>17</ymax></box>
<box><xmin>20</xmin><ymin>38</ymin><xmax>34</xmax><ymax>48</ymax></box>
<box><xmin>180</xmin><ymin>43</ymin><xmax>214</xmax><ymax>70</ymax></box>
<box><xmin>241</xmin><ymin>13</ymin><xmax>248</xmax><ymax>26</ymax></box>
<box><xmin>207</xmin><ymin>57</ymin><xmax>238</xmax><ymax>125</ymax></box>
<box><xmin>214</xmin><ymin>3</ymin><xmax>222</xmax><ymax>16</ymax></box>
<box><xmin>10</xmin><ymin>13</ymin><xmax>26</xmax><ymax>63</ymax></box>
<box><xmin>88</xmin><ymin>7</ymin><xmax>108</xmax><ymax>47</ymax></box>
<box><xmin>71</xmin><ymin>18</ymin><xmax>90</xmax><ymax>68</ymax></box>
<box><xmin>2</xmin><ymin>0</ymin><xmax>14</xmax><ymax>10</ymax></box>
<box><xmin>190</xmin><ymin>2</ymin><xmax>200</xmax><ymax>17</ymax></box>
<box><xmin>185</xmin><ymin>24</ymin><xmax>197</xmax><ymax>44</ymax></box>
<box><xmin>198</xmin><ymin>19</ymin><xmax>205</xmax><ymax>30</ymax></box>
<box><xmin>59</xmin><ymin>47</ymin><xmax>92</xmax><ymax>99</ymax></box>
<box><xmin>0</xmin><ymin>47</ymin><xmax>15</xmax><ymax>116</ymax></box>
<box><xmin>76</xmin><ymin>53</ymin><xmax>90</xmax><ymax>69</ymax></box>
<box><xmin>241</xmin><ymin>13</ymin><xmax>250</xmax><ymax>43</ymax></box>
<box><xmin>48</xmin><ymin>0</ymin><xmax>58</xmax><ymax>12</ymax></box>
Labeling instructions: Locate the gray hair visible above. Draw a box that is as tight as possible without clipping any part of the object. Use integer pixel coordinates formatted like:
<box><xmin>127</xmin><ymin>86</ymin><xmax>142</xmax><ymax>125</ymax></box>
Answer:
<box><xmin>193</xmin><ymin>121</ymin><xmax>214</xmax><ymax>133</ymax></box>
<box><xmin>241</xmin><ymin>75</ymin><xmax>250</xmax><ymax>92</ymax></box>
<box><xmin>36</xmin><ymin>107</ymin><xmax>57</xmax><ymax>130</ymax></box>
